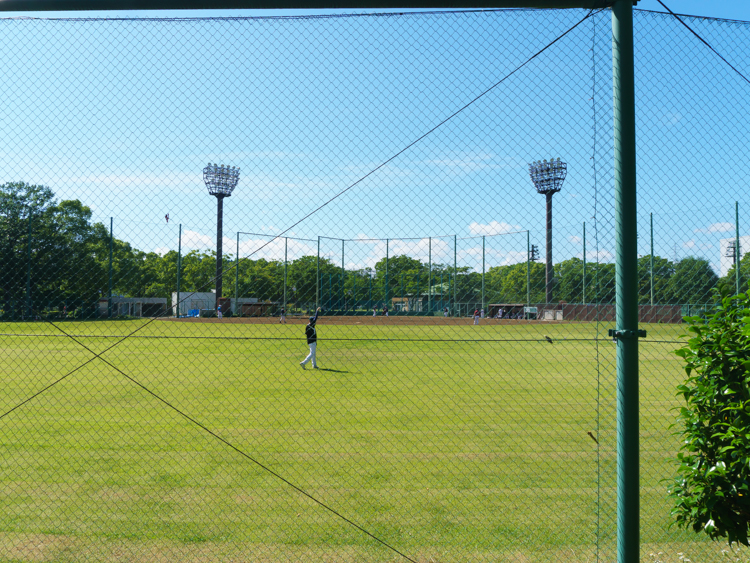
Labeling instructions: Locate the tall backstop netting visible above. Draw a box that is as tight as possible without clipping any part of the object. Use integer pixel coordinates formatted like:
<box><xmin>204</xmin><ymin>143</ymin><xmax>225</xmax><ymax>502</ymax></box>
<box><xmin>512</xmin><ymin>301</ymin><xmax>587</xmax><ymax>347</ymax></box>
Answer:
<box><xmin>1</xmin><ymin>7</ymin><xmax>749</xmax><ymax>562</ymax></box>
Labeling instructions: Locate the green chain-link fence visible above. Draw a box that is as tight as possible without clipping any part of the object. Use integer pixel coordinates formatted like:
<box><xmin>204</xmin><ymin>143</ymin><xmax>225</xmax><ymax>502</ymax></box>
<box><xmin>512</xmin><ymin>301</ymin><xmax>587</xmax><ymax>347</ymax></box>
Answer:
<box><xmin>1</xmin><ymin>6</ymin><xmax>749</xmax><ymax>562</ymax></box>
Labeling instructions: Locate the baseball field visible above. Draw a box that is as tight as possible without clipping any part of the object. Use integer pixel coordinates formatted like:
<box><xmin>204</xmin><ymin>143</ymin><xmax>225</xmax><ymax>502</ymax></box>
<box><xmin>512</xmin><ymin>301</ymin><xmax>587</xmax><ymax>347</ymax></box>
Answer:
<box><xmin>0</xmin><ymin>318</ymin><xmax>740</xmax><ymax>562</ymax></box>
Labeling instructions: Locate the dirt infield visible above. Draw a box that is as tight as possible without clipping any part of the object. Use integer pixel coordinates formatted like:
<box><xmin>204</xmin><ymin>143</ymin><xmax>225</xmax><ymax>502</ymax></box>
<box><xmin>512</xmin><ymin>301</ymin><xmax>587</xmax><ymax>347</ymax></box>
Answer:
<box><xmin>161</xmin><ymin>315</ymin><xmax>536</xmax><ymax>326</ymax></box>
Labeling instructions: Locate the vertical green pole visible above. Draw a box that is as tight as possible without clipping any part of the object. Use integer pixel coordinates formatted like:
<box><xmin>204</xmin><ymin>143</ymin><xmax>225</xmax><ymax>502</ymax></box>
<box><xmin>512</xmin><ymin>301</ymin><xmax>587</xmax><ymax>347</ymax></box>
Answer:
<box><xmin>284</xmin><ymin>237</ymin><xmax>288</xmax><ymax>314</ymax></box>
<box><xmin>736</xmin><ymin>202</ymin><xmax>741</xmax><ymax>296</ymax></box>
<box><xmin>440</xmin><ymin>271</ymin><xmax>444</xmax><ymax>310</ymax></box>
<box><xmin>428</xmin><ymin>237</ymin><xmax>432</xmax><ymax>314</ymax></box>
<box><xmin>400</xmin><ymin>273</ymin><xmax>404</xmax><ymax>311</ymax></box>
<box><xmin>177</xmin><ymin>224</ymin><xmax>182</xmax><ymax>317</ymax></box>
<box><xmin>416</xmin><ymin>270</ymin><xmax>419</xmax><ymax>313</ymax></box>
<box><xmin>369</xmin><ymin>273</ymin><xmax>372</xmax><ymax>309</ymax></box>
<box><xmin>316</xmin><ymin>236</ymin><xmax>320</xmax><ymax>310</ymax></box>
<box><xmin>583</xmin><ymin>222</ymin><xmax>587</xmax><ymax>305</ymax></box>
<box><xmin>482</xmin><ymin>235</ymin><xmax>485</xmax><ymax>312</ymax></box>
<box><xmin>454</xmin><ymin>235</ymin><xmax>457</xmax><ymax>316</ymax></box>
<box><xmin>26</xmin><ymin>211</ymin><xmax>32</xmax><ymax>319</ymax></box>
<box><xmin>650</xmin><ymin>214</ymin><xmax>654</xmax><ymax>306</ymax></box>
<box><xmin>235</xmin><ymin>232</ymin><xmax>240</xmax><ymax>312</ymax></box>
<box><xmin>613</xmin><ymin>2</ymin><xmax>639</xmax><ymax>561</ymax></box>
<box><xmin>526</xmin><ymin>230</ymin><xmax>531</xmax><ymax>311</ymax></box>
<box><xmin>108</xmin><ymin>217</ymin><xmax>113</xmax><ymax>319</ymax></box>
<box><xmin>342</xmin><ymin>239</ymin><xmax>345</xmax><ymax>312</ymax></box>
<box><xmin>385</xmin><ymin>239</ymin><xmax>389</xmax><ymax>309</ymax></box>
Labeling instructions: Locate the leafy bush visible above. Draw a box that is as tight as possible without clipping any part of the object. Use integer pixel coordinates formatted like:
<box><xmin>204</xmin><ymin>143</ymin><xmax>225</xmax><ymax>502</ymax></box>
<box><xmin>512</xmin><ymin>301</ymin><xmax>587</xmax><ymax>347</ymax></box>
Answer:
<box><xmin>669</xmin><ymin>289</ymin><xmax>750</xmax><ymax>546</ymax></box>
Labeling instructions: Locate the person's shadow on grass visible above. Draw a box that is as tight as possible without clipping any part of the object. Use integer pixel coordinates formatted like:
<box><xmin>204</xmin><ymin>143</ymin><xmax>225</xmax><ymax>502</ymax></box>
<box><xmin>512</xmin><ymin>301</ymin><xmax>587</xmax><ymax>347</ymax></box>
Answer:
<box><xmin>316</xmin><ymin>367</ymin><xmax>349</xmax><ymax>373</ymax></box>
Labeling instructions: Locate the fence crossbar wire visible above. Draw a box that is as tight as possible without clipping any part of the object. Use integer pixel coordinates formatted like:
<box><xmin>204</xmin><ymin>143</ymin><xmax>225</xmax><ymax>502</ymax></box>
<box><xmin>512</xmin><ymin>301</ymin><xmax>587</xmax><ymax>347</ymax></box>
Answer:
<box><xmin>5</xmin><ymin>318</ymin><xmax>421</xmax><ymax>563</ymax></box>
<box><xmin>655</xmin><ymin>0</ymin><xmax>750</xmax><ymax>86</ymax></box>
<box><xmin>0</xmin><ymin>332</ymin><xmax>606</xmax><ymax>343</ymax></box>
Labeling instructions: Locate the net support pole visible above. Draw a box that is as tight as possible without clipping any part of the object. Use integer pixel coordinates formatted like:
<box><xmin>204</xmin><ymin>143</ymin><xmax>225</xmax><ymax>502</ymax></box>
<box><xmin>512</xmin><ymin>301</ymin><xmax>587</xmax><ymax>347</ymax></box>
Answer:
<box><xmin>649</xmin><ymin>213</ymin><xmax>654</xmax><ymax>306</ymax></box>
<box><xmin>177</xmin><ymin>224</ymin><xmax>182</xmax><ymax>317</ymax></box>
<box><xmin>428</xmin><ymin>237</ymin><xmax>432</xmax><ymax>313</ymax></box>
<box><xmin>341</xmin><ymin>239</ymin><xmax>345</xmax><ymax>312</ymax></box>
<box><xmin>613</xmin><ymin>2</ymin><xmax>639</xmax><ymax>561</ymax></box>
<box><xmin>482</xmin><ymin>235</ymin><xmax>485</xmax><ymax>312</ymax></box>
<box><xmin>285</xmin><ymin>237</ymin><xmax>289</xmax><ymax>314</ymax></box>
<box><xmin>385</xmin><ymin>239</ymin><xmax>389</xmax><ymax>308</ymax></box>
<box><xmin>583</xmin><ymin>222</ymin><xmax>587</xmax><ymax>305</ymax></box>
<box><xmin>526</xmin><ymin>230</ymin><xmax>531</xmax><ymax>313</ymax></box>
<box><xmin>454</xmin><ymin>235</ymin><xmax>457</xmax><ymax>316</ymax></box>
<box><xmin>108</xmin><ymin>217</ymin><xmax>113</xmax><ymax>319</ymax></box>
<box><xmin>736</xmin><ymin>202</ymin><xmax>740</xmax><ymax>296</ymax></box>
<box><xmin>235</xmin><ymin>232</ymin><xmax>240</xmax><ymax>311</ymax></box>
<box><xmin>25</xmin><ymin>211</ymin><xmax>32</xmax><ymax>319</ymax></box>
<box><xmin>316</xmin><ymin>236</ymin><xmax>320</xmax><ymax>310</ymax></box>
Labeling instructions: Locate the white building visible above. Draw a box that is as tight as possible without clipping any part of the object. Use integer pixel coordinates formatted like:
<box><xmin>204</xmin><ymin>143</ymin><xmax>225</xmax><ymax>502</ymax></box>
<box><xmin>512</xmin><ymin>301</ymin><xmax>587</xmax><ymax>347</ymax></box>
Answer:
<box><xmin>719</xmin><ymin>236</ymin><xmax>750</xmax><ymax>277</ymax></box>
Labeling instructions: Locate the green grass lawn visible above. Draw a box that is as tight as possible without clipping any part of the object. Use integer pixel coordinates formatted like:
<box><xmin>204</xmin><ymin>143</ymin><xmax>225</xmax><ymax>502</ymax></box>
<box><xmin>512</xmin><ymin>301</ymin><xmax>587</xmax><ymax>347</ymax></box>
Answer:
<box><xmin>0</xmin><ymin>319</ymin><xmax>743</xmax><ymax>562</ymax></box>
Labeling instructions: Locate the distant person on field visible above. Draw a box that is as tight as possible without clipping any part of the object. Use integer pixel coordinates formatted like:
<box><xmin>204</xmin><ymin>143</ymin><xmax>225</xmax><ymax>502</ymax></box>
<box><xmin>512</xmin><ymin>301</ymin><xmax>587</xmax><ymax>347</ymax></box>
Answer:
<box><xmin>373</xmin><ymin>307</ymin><xmax>377</xmax><ymax>317</ymax></box>
<box><xmin>383</xmin><ymin>305</ymin><xmax>389</xmax><ymax>317</ymax></box>
<box><xmin>280</xmin><ymin>307</ymin><xmax>286</xmax><ymax>323</ymax></box>
<box><xmin>473</xmin><ymin>308</ymin><xmax>480</xmax><ymax>325</ymax></box>
<box><xmin>300</xmin><ymin>307</ymin><xmax>321</xmax><ymax>369</ymax></box>
<box><xmin>217</xmin><ymin>305</ymin><xmax>223</xmax><ymax>319</ymax></box>
<box><xmin>480</xmin><ymin>308</ymin><xmax>485</xmax><ymax>319</ymax></box>
<box><xmin>443</xmin><ymin>307</ymin><xmax>449</xmax><ymax>318</ymax></box>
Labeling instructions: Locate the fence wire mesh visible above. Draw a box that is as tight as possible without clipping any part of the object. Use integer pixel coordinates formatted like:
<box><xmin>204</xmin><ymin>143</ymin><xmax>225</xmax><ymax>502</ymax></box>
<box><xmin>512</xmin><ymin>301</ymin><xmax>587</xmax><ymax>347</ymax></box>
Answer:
<box><xmin>1</xmin><ymin>6</ymin><xmax>749</xmax><ymax>563</ymax></box>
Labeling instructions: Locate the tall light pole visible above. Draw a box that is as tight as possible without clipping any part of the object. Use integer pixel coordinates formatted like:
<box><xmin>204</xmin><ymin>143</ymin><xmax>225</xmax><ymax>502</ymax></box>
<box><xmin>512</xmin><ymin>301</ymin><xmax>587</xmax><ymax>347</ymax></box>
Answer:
<box><xmin>529</xmin><ymin>158</ymin><xmax>567</xmax><ymax>306</ymax></box>
<box><xmin>203</xmin><ymin>163</ymin><xmax>240</xmax><ymax>312</ymax></box>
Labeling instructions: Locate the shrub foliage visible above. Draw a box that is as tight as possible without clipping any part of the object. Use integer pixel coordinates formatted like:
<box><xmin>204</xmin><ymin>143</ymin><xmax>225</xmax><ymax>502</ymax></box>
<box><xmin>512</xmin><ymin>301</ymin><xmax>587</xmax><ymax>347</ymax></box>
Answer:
<box><xmin>670</xmin><ymin>290</ymin><xmax>750</xmax><ymax>546</ymax></box>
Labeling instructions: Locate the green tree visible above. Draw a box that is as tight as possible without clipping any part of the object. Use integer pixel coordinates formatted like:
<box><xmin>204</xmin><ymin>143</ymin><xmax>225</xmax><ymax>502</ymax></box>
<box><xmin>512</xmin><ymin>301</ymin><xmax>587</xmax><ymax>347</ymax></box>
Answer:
<box><xmin>637</xmin><ymin>255</ymin><xmax>674</xmax><ymax>304</ymax></box>
<box><xmin>667</xmin><ymin>257</ymin><xmax>718</xmax><ymax>305</ymax></box>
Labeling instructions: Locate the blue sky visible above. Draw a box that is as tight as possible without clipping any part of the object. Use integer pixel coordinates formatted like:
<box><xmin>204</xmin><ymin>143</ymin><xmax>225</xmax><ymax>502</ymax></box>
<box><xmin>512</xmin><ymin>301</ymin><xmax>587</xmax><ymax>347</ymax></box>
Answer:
<box><xmin>0</xmin><ymin>3</ymin><xmax>748</xmax><ymax>275</ymax></box>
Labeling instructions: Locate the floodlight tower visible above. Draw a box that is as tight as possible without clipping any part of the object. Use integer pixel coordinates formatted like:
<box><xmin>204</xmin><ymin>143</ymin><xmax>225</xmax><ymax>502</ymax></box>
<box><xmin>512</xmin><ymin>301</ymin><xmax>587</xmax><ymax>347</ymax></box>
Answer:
<box><xmin>529</xmin><ymin>158</ymin><xmax>567</xmax><ymax>306</ymax></box>
<box><xmin>203</xmin><ymin>163</ymin><xmax>240</xmax><ymax>312</ymax></box>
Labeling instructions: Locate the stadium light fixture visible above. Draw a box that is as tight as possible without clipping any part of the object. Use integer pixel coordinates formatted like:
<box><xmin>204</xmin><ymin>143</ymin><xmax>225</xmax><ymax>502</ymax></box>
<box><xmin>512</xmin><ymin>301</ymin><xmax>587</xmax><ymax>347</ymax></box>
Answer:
<box><xmin>203</xmin><ymin>163</ymin><xmax>240</xmax><ymax>312</ymax></box>
<box><xmin>529</xmin><ymin>157</ymin><xmax>567</xmax><ymax>305</ymax></box>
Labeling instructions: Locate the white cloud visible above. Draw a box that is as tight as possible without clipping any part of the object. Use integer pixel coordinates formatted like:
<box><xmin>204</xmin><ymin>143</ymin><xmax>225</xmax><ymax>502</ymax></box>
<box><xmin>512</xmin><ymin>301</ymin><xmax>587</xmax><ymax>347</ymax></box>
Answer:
<box><xmin>569</xmin><ymin>236</ymin><xmax>582</xmax><ymax>244</ymax></box>
<box><xmin>468</xmin><ymin>221</ymin><xmax>523</xmax><ymax>236</ymax></box>
<box><xmin>694</xmin><ymin>222</ymin><xmax>733</xmax><ymax>234</ymax></box>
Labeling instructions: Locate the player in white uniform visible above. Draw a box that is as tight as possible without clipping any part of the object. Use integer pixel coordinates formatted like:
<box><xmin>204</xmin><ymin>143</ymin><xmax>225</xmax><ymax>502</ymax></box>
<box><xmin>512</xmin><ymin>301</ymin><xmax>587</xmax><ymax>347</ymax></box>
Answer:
<box><xmin>217</xmin><ymin>305</ymin><xmax>223</xmax><ymax>319</ymax></box>
<box><xmin>280</xmin><ymin>307</ymin><xmax>286</xmax><ymax>323</ymax></box>
<box><xmin>300</xmin><ymin>308</ymin><xmax>321</xmax><ymax>369</ymax></box>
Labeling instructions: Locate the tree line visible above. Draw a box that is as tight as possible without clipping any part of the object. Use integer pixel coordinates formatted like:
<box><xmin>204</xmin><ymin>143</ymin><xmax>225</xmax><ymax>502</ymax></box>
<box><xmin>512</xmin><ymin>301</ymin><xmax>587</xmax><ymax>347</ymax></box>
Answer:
<box><xmin>0</xmin><ymin>182</ymin><xmax>734</xmax><ymax>317</ymax></box>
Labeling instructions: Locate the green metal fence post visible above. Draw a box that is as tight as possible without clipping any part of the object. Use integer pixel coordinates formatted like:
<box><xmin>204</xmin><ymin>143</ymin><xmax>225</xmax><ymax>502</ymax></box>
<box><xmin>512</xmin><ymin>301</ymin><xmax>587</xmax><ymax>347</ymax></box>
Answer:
<box><xmin>285</xmin><ymin>236</ymin><xmax>289</xmax><ymax>314</ymax></box>
<box><xmin>526</xmin><ymin>230</ymin><xmax>531</xmax><ymax>313</ymax></box>
<box><xmin>385</xmin><ymin>239</ymin><xmax>389</xmax><ymax>308</ymax></box>
<box><xmin>613</xmin><ymin>1</ymin><xmax>640</xmax><ymax>561</ymax></box>
<box><xmin>736</xmin><ymin>202</ymin><xmax>741</xmax><ymax>296</ymax></box>
<box><xmin>108</xmin><ymin>217</ymin><xmax>113</xmax><ymax>319</ymax></box>
<box><xmin>650</xmin><ymin>213</ymin><xmax>654</xmax><ymax>306</ymax></box>
<box><xmin>482</xmin><ymin>235</ymin><xmax>485</xmax><ymax>313</ymax></box>
<box><xmin>400</xmin><ymin>272</ymin><xmax>404</xmax><ymax>311</ymax></box>
<box><xmin>26</xmin><ymin>211</ymin><xmax>32</xmax><ymax>319</ymax></box>
<box><xmin>341</xmin><ymin>239</ymin><xmax>345</xmax><ymax>312</ymax></box>
<box><xmin>235</xmin><ymin>232</ymin><xmax>239</xmax><ymax>313</ymax></box>
<box><xmin>316</xmin><ymin>236</ymin><xmax>320</xmax><ymax>310</ymax></box>
<box><xmin>428</xmin><ymin>237</ymin><xmax>432</xmax><ymax>313</ymax></box>
<box><xmin>583</xmin><ymin>222</ymin><xmax>587</xmax><ymax>305</ymax></box>
<box><xmin>177</xmin><ymin>224</ymin><xmax>182</xmax><ymax>317</ymax></box>
<box><xmin>453</xmin><ymin>235</ymin><xmax>457</xmax><ymax>316</ymax></box>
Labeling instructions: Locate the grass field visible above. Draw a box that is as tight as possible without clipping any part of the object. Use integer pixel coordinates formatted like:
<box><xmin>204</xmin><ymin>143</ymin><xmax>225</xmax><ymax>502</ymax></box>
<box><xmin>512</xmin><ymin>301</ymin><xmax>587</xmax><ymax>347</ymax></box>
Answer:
<box><xmin>0</xmin><ymin>318</ymin><xmax>744</xmax><ymax>562</ymax></box>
